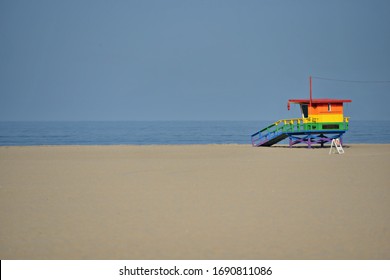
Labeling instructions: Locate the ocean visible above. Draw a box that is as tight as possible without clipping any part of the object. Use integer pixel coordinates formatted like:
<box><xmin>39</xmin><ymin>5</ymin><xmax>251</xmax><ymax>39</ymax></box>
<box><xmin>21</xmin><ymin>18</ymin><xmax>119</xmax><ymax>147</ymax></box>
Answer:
<box><xmin>0</xmin><ymin>121</ymin><xmax>389</xmax><ymax>146</ymax></box>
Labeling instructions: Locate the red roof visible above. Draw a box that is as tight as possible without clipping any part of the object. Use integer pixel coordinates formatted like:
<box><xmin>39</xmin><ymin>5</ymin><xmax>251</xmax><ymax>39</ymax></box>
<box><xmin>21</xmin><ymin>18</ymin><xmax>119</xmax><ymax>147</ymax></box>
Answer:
<box><xmin>288</xmin><ymin>98</ymin><xmax>352</xmax><ymax>104</ymax></box>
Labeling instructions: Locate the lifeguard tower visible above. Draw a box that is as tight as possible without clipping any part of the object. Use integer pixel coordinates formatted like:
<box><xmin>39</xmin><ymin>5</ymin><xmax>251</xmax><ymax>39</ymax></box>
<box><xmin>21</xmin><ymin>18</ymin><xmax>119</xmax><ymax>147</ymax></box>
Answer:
<box><xmin>251</xmin><ymin>77</ymin><xmax>352</xmax><ymax>148</ymax></box>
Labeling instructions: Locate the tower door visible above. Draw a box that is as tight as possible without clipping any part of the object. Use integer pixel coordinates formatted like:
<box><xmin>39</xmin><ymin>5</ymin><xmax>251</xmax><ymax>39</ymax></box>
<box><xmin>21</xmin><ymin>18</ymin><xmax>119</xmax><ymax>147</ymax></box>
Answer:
<box><xmin>301</xmin><ymin>104</ymin><xmax>308</xmax><ymax>118</ymax></box>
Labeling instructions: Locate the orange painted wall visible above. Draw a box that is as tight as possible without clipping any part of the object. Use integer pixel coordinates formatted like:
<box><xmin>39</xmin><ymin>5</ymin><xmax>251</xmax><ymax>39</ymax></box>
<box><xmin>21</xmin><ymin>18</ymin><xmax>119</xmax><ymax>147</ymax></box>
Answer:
<box><xmin>308</xmin><ymin>103</ymin><xmax>343</xmax><ymax>116</ymax></box>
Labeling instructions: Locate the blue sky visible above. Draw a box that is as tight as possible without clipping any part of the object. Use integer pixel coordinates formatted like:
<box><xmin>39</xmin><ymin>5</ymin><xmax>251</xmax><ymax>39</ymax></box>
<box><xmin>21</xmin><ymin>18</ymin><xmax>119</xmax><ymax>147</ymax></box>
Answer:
<box><xmin>1</xmin><ymin>0</ymin><xmax>389</xmax><ymax>121</ymax></box>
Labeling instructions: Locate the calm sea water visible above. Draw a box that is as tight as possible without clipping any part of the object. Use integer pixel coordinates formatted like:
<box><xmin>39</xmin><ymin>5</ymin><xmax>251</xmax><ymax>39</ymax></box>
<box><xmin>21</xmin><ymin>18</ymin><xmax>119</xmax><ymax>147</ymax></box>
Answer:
<box><xmin>0</xmin><ymin>121</ymin><xmax>389</xmax><ymax>146</ymax></box>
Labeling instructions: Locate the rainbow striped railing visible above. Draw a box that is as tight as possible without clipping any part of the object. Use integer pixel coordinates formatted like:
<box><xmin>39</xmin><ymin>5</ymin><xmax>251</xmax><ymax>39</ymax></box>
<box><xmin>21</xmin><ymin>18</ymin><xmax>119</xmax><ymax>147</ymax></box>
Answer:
<box><xmin>251</xmin><ymin>117</ymin><xmax>349</xmax><ymax>147</ymax></box>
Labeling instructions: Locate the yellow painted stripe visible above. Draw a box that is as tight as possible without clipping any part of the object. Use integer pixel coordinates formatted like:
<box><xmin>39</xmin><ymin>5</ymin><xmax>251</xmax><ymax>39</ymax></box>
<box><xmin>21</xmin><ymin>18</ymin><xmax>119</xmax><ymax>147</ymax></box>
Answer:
<box><xmin>305</xmin><ymin>114</ymin><xmax>344</xmax><ymax>123</ymax></box>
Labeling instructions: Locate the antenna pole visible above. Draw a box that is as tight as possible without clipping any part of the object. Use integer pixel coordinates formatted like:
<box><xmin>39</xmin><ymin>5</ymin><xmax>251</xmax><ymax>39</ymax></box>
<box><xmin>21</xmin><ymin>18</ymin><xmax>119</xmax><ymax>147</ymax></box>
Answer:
<box><xmin>309</xmin><ymin>75</ymin><xmax>312</xmax><ymax>105</ymax></box>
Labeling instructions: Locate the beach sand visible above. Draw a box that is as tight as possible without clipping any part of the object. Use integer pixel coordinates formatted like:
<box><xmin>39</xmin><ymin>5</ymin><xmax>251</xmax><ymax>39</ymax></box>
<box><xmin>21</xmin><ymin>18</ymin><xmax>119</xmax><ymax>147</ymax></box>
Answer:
<box><xmin>0</xmin><ymin>144</ymin><xmax>389</xmax><ymax>260</ymax></box>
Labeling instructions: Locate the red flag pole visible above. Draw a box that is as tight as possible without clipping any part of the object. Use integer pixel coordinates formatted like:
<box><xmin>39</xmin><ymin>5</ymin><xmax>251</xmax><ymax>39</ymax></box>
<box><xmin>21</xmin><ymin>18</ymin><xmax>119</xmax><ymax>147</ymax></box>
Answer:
<box><xmin>309</xmin><ymin>75</ymin><xmax>312</xmax><ymax>106</ymax></box>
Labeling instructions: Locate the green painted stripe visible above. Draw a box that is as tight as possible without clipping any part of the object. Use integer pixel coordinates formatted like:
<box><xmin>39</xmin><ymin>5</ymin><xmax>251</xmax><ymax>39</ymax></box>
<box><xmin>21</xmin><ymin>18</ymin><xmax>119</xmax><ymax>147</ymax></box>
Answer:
<box><xmin>279</xmin><ymin>122</ymin><xmax>349</xmax><ymax>132</ymax></box>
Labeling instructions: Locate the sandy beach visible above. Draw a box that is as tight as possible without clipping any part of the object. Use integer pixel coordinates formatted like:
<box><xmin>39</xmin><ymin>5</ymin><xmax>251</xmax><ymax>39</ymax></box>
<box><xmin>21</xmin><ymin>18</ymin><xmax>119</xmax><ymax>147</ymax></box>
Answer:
<box><xmin>0</xmin><ymin>144</ymin><xmax>389</xmax><ymax>260</ymax></box>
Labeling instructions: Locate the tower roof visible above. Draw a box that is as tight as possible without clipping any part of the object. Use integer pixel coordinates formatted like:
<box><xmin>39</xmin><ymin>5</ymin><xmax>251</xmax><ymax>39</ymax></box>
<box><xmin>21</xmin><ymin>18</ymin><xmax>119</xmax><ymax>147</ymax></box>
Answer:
<box><xmin>288</xmin><ymin>98</ymin><xmax>352</xmax><ymax>104</ymax></box>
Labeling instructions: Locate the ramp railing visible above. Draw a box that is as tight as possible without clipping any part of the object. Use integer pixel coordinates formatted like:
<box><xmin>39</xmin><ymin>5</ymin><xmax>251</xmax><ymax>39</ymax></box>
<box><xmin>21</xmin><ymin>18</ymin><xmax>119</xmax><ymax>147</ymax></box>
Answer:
<box><xmin>251</xmin><ymin>118</ymin><xmax>305</xmax><ymax>146</ymax></box>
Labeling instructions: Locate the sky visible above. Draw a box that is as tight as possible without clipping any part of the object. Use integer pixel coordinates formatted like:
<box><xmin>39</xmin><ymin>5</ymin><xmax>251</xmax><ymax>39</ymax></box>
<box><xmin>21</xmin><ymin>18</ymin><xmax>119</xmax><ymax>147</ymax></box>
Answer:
<box><xmin>1</xmin><ymin>0</ymin><xmax>389</xmax><ymax>121</ymax></box>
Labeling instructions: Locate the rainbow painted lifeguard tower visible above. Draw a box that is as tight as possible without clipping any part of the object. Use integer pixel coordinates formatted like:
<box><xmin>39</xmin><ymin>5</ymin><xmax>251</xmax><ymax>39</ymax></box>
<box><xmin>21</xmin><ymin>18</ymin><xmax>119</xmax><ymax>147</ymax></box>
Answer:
<box><xmin>251</xmin><ymin>77</ymin><xmax>352</xmax><ymax>148</ymax></box>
